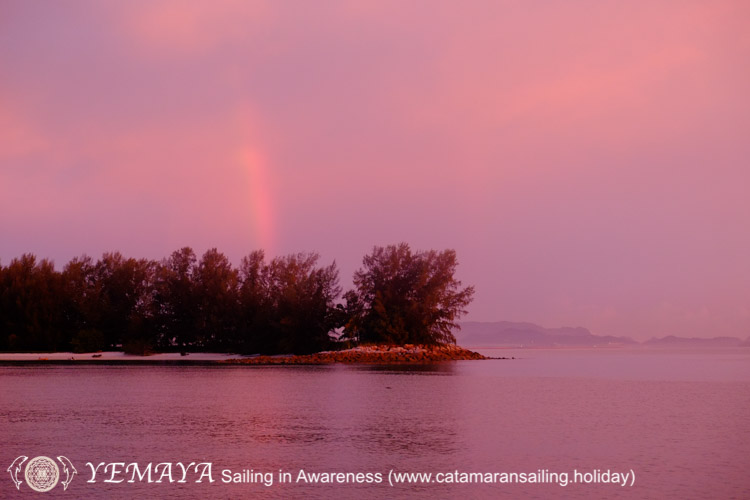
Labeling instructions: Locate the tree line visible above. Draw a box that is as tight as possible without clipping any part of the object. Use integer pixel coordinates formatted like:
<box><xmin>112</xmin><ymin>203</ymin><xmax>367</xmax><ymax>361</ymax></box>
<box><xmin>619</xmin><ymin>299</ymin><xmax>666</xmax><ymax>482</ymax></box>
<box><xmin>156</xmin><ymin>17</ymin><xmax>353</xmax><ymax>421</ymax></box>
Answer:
<box><xmin>0</xmin><ymin>243</ymin><xmax>474</xmax><ymax>354</ymax></box>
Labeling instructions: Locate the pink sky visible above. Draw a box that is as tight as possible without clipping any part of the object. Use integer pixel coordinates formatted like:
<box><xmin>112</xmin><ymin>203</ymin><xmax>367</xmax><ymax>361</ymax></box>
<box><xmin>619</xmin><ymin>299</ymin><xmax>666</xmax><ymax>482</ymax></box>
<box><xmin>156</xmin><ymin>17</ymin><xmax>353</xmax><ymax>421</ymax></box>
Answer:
<box><xmin>1</xmin><ymin>1</ymin><xmax>749</xmax><ymax>340</ymax></box>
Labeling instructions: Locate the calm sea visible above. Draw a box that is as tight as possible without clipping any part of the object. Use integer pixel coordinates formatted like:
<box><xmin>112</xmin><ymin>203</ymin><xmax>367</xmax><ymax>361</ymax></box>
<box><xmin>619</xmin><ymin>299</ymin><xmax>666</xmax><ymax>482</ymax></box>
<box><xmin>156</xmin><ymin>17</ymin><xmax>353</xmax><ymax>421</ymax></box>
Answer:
<box><xmin>1</xmin><ymin>348</ymin><xmax>748</xmax><ymax>499</ymax></box>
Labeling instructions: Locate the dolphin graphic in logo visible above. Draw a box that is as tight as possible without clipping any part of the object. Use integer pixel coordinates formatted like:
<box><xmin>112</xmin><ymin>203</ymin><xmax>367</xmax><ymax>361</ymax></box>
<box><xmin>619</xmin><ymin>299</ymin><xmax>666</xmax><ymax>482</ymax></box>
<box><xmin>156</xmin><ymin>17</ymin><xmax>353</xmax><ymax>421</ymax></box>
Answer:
<box><xmin>56</xmin><ymin>456</ymin><xmax>77</xmax><ymax>491</ymax></box>
<box><xmin>7</xmin><ymin>456</ymin><xmax>28</xmax><ymax>490</ymax></box>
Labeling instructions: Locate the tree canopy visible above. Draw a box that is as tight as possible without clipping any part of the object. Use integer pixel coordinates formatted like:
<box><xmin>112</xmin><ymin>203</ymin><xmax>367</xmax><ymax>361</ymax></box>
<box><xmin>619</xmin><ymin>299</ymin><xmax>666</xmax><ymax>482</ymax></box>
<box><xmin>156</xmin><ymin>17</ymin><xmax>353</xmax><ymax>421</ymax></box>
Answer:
<box><xmin>343</xmin><ymin>243</ymin><xmax>474</xmax><ymax>345</ymax></box>
<box><xmin>0</xmin><ymin>244</ymin><xmax>473</xmax><ymax>353</ymax></box>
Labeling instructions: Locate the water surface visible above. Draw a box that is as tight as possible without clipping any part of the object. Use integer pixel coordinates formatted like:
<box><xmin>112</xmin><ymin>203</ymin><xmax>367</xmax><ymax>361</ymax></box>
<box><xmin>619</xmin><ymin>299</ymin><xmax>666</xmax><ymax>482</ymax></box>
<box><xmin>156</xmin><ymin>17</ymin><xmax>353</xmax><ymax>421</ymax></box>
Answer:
<box><xmin>1</xmin><ymin>349</ymin><xmax>748</xmax><ymax>499</ymax></box>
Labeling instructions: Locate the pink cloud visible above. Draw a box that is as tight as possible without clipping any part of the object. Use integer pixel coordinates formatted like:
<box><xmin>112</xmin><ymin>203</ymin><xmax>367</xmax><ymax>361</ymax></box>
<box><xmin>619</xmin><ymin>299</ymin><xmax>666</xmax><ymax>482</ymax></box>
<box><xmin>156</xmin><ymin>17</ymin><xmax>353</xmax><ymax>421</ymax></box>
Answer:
<box><xmin>1</xmin><ymin>0</ymin><xmax>748</xmax><ymax>338</ymax></box>
<box><xmin>113</xmin><ymin>0</ymin><xmax>270</xmax><ymax>55</ymax></box>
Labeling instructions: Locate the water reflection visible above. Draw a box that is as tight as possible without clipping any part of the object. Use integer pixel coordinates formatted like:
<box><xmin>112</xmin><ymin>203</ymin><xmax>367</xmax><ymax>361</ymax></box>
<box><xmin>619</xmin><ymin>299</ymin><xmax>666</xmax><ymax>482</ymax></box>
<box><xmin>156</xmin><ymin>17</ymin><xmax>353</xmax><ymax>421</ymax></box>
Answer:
<box><xmin>350</xmin><ymin>363</ymin><xmax>458</xmax><ymax>374</ymax></box>
<box><xmin>1</xmin><ymin>352</ymin><xmax>749</xmax><ymax>499</ymax></box>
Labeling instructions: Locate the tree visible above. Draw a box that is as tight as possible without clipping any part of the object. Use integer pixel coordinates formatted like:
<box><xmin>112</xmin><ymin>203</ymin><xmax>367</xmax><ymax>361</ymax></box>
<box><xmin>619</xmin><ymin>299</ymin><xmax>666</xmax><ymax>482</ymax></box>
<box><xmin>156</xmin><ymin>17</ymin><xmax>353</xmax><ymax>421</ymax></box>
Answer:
<box><xmin>267</xmin><ymin>253</ymin><xmax>342</xmax><ymax>354</ymax></box>
<box><xmin>0</xmin><ymin>254</ymin><xmax>65</xmax><ymax>351</ymax></box>
<box><xmin>153</xmin><ymin>247</ymin><xmax>199</xmax><ymax>349</ymax></box>
<box><xmin>61</xmin><ymin>255</ymin><xmax>103</xmax><ymax>351</ymax></box>
<box><xmin>93</xmin><ymin>252</ymin><xmax>156</xmax><ymax>349</ymax></box>
<box><xmin>193</xmin><ymin>248</ymin><xmax>239</xmax><ymax>350</ymax></box>
<box><xmin>238</xmin><ymin>252</ymin><xmax>342</xmax><ymax>354</ymax></box>
<box><xmin>237</xmin><ymin>250</ymin><xmax>268</xmax><ymax>352</ymax></box>
<box><xmin>343</xmin><ymin>243</ymin><xmax>474</xmax><ymax>345</ymax></box>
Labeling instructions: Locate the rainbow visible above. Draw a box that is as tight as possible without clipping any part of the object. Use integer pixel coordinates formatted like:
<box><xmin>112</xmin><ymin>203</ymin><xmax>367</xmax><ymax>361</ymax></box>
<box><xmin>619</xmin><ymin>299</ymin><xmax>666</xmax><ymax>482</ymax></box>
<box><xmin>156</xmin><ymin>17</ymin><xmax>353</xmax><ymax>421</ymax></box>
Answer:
<box><xmin>241</xmin><ymin>147</ymin><xmax>275</xmax><ymax>255</ymax></box>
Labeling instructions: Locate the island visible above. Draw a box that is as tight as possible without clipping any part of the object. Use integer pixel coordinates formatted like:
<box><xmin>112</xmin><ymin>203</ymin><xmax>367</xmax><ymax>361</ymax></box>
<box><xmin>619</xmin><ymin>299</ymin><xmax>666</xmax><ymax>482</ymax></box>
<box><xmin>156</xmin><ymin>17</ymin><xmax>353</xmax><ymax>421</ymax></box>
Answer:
<box><xmin>0</xmin><ymin>244</ymin><xmax>482</xmax><ymax>363</ymax></box>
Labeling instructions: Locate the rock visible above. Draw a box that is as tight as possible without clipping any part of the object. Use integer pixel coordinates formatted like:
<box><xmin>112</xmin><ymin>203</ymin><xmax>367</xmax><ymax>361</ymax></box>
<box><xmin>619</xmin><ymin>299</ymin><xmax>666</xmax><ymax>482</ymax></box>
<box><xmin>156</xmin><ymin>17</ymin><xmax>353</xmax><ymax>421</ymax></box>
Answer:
<box><xmin>222</xmin><ymin>344</ymin><xmax>489</xmax><ymax>365</ymax></box>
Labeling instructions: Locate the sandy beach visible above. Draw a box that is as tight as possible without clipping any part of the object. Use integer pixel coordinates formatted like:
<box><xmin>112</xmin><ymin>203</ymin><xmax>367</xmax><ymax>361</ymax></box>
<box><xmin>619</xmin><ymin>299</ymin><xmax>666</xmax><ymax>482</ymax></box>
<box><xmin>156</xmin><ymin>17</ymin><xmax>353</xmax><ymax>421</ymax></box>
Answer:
<box><xmin>0</xmin><ymin>351</ymin><xmax>242</xmax><ymax>362</ymax></box>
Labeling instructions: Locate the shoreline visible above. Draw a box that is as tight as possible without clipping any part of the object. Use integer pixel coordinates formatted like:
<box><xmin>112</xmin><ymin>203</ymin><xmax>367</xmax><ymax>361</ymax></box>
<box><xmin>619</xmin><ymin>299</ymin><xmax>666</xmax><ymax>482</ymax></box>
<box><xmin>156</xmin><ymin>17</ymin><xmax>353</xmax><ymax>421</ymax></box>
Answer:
<box><xmin>0</xmin><ymin>344</ymin><xmax>497</xmax><ymax>365</ymax></box>
<box><xmin>222</xmin><ymin>344</ymin><xmax>490</xmax><ymax>364</ymax></box>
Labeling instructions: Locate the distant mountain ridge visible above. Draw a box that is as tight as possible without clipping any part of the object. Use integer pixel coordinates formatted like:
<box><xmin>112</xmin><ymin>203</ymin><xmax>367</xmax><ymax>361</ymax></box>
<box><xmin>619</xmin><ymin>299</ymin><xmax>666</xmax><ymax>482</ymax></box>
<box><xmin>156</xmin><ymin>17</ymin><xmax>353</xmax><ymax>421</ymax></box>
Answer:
<box><xmin>456</xmin><ymin>321</ymin><xmax>637</xmax><ymax>347</ymax></box>
<box><xmin>456</xmin><ymin>321</ymin><xmax>748</xmax><ymax>348</ymax></box>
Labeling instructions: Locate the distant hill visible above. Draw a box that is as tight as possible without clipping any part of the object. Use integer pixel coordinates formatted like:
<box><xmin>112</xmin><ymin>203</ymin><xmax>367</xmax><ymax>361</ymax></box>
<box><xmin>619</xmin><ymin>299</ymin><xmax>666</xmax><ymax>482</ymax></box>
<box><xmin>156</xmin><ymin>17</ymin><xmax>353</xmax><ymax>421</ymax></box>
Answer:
<box><xmin>643</xmin><ymin>335</ymin><xmax>745</xmax><ymax>348</ymax></box>
<box><xmin>455</xmin><ymin>322</ymin><xmax>749</xmax><ymax>348</ymax></box>
<box><xmin>456</xmin><ymin>321</ymin><xmax>637</xmax><ymax>347</ymax></box>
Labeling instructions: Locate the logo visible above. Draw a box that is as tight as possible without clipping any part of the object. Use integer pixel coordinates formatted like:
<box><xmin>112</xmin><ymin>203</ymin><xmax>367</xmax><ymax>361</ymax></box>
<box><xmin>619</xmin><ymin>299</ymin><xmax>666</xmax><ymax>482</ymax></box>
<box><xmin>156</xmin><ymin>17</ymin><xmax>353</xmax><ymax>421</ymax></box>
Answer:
<box><xmin>7</xmin><ymin>456</ymin><xmax>77</xmax><ymax>492</ymax></box>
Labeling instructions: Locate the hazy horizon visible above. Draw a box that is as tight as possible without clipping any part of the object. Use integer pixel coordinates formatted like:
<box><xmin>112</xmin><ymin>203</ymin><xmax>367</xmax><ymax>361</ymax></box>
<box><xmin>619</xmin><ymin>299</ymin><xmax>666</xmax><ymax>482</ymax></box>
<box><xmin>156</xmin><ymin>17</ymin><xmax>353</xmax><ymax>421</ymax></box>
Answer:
<box><xmin>2</xmin><ymin>1</ymin><xmax>748</xmax><ymax>341</ymax></box>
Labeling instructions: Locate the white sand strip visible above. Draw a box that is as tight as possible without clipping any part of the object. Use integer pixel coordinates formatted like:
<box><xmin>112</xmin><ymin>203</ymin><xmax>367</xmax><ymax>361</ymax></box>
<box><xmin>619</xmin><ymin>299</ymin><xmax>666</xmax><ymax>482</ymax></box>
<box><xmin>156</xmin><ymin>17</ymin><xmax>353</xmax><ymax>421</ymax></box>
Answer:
<box><xmin>0</xmin><ymin>352</ymin><xmax>248</xmax><ymax>361</ymax></box>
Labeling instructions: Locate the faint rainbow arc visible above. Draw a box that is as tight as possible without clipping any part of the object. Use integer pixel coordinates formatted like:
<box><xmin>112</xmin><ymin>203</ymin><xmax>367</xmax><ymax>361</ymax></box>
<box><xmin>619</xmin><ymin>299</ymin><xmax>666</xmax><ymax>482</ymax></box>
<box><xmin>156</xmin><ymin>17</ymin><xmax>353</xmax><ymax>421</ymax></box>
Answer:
<box><xmin>241</xmin><ymin>147</ymin><xmax>276</xmax><ymax>255</ymax></box>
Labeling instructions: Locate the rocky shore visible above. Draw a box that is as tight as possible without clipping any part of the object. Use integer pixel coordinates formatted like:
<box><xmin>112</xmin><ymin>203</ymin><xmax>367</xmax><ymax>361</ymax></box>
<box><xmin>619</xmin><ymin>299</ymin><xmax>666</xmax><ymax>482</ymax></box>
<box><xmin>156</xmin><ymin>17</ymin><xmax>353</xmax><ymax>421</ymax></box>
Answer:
<box><xmin>222</xmin><ymin>344</ymin><xmax>488</xmax><ymax>365</ymax></box>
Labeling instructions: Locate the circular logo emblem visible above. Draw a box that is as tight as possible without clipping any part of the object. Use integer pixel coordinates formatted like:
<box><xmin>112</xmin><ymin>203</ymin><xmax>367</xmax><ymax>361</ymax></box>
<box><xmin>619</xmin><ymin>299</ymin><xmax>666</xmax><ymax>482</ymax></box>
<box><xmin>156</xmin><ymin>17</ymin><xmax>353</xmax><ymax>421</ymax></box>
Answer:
<box><xmin>24</xmin><ymin>456</ymin><xmax>59</xmax><ymax>492</ymax></box>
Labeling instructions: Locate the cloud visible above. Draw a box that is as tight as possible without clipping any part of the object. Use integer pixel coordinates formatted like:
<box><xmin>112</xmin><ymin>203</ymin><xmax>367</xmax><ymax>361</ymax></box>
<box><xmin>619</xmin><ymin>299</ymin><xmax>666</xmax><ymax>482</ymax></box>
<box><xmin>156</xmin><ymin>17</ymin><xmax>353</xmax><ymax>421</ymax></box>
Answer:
<box><xmin>115</xmin><ymin>0</ymin><xmax>270</xmax><ymax>57</ymax></box>
<box><xmin>0</xmin><ymin>99</ymin><xmax>50</xmax><ymax>162</ymax></box>
<box><xmin>0</xmin><ymin>0</ymin><xmax>748</xmax><ymax>337</ymax></box>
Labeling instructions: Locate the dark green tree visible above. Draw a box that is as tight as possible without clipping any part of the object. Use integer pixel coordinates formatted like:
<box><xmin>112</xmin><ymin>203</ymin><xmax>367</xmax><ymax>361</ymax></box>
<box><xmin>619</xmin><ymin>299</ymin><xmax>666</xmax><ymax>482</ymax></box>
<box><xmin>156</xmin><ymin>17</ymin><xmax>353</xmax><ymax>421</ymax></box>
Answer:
<box><xmin>153</xmin><ymin>247</ymin><xmax>199</xmax><ymax>349</ymax></box>
<box><xmin>93</xmin><ymin>252</ymin><xmax>156</xmax><ymax>350</ymax></box>
<box><xmin>0</xmin><ymin>254</ymin><xmax>65</xmax><ymax>351</ymax></box>
<box><xmin>194</xmin><ymin>248</ymin><xmax>239</xmax><ymax>350</ymax></box>
<box><xmin>237</xmin><ymin>250</ymin><xmax>268</xmax><ymax>353</ymax></box>
<box><xmin>270</xmin><ymin>253</ymin><xmax>342</xmax><ymax>354</ymax></box>
<box><xmin>61</xmin><ymin>255</ymin><xmax>103</xmax><ymax>352</ymax></box>
<box><xmin>343</xmin><ymin>243</ymin><xmax>474</xmax><ymax>345</ymax></box>
<box><xmin>238</xmin><ymin>252</ymin><xmax>342</xmax><ymax>354</ymax></box>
